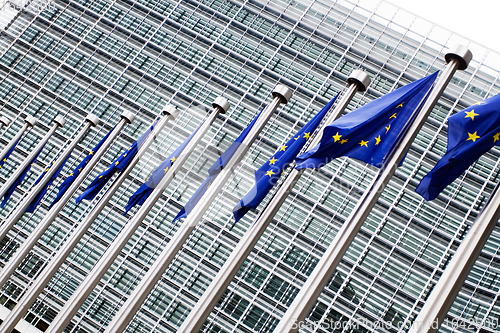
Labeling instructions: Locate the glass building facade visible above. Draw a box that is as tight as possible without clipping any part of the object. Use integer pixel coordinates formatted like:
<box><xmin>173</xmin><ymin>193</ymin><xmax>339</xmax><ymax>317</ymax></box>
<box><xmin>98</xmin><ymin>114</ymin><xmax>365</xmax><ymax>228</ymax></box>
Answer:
<box><xmin>0</xmin><ymin>0</ymin><xmax>499</xmax><ymax>332</ymax></box>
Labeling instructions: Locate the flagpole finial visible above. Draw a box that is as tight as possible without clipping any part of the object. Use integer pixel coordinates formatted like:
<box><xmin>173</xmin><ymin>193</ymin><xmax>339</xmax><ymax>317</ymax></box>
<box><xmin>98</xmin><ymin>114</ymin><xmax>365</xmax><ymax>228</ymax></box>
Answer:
<box><xmin>85</xmin><ymin>114</ymin><xmax>100</xmax><ymax>127</ymax></box>
<box><xmin>0</xmin><ymin>116</ymin><xmax>10</xmax><ymax>127</ymax></box>
<box><xmin>348</xmin><ymin>69</ymin><xmax>371</xmax><ymax>92</ymax></box>
<box><xmin>120</xmin><ymin>110</ymin><xmax>135</xmax><ymax>124</ymax></box>
<box><xmin>162</xmin><ymin>105</ymin><xmax>180</xmax><ymax>120</ymax></box>
<box><xmin>24</xmin><ymin>115</ymin><xmax>37</xmax><ymax>127</ymax></box>
<box><xmin>445</xmin><ymin>45</ymin><xmax>472</xmax><ymax>70</ymax></box>
<box><xmin>272</xmin><ymin>84</ymin><xmax>293</xmax><ymax>104</ymax></box>
<box><xmin>212</xmin><ymin>96</ymin><xmax>230</xmax><ymax>114</ymax></box>
<box><xmin>54</xmin><ymin>115</ymin><xmax>66</xmax><ymax>128</ymax></box>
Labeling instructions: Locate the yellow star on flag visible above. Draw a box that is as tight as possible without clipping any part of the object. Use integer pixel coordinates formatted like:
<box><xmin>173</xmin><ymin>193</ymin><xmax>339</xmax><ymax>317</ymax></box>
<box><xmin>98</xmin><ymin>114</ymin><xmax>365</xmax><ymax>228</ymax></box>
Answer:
<box><xmin>78</xmin><ymin>168</ymin><xmax>82</xmax><ymax>172</ymax></box>
<box><xmin>332</xmin><ymin>132</ymin><xmax>342</xmax><ymax>142</ymax></box>
<box><xmin>390</xmin><ymin>113</ymin><xmax>397</xmax><ymax>119</ymax></box>
<box><xmin>280</xmin><ymin>145</ymin><xmax>287</xmax><ymax>151</ymax></box>
<box><xmin>385</xmin><ymin>125</ymin><xmax>391</xmax><ymax>133</ymax></box>
<box><xmin>340</xmin><ymin>139</ymin><xmax>348</xmax><ymax>144</ymax></box>
<box><xmin>269</xmin><ymin>157</ymin><xmax>277</xmax><ymax>165</ymax></box>
<box><xmin>266</xmin><ymin>170</ymin><xmax>275</xmax><ymax>177</ymax></box>
<box><xmin>375</xmin><ymin>135</ymin><xmax>381</xmax><ymax>145</ymax></box>
<box><xmin>164</xmin><ymin>167</ymin><xmax>169</xmax><ymax>173</ymax></box>
<box><xmin>465</xmin><ymin>109</ymin><xmax>479</xmax><ymax>121</ymax></box>
<box><xmin>294</xmin><ymin>135</ymin><xmax>300</xmax><ymax>140</ymax></box>
<box><xmin>467</xmin><ymin>131</ymin><xmax>480</xmax><ymax>142</ymax></box>
<box><xmin>396</xmin><ymin>103</ymin><xmax>403</xmax><ymax>108</ymax></box>
<box><xmin>493</xmin><ymin>133</ymin><xmax>500</xmax><ymax>143</ymax></box>
<box><xmin>89</xmin><ymin>151</ymin><xmax>94</xmax><ymax>155</ymax></box>
<box><xmin>115</xmin><ymin>161</ymin><xmax>119</xmax><ymax>166</ymax></box>
<box><xmin>359</xmin><ymin>140</ymin><xmax>369</xmax><ymax>147</ymax></box>
<box><xmin>171</xmin><ymin>157</ymin><xmax>177</xmax><ymax>163</ymax></box>
<box><xmin>303</xmin><ymin>132</ymin><xmax>310</xmax><ymax>140</ymax></box>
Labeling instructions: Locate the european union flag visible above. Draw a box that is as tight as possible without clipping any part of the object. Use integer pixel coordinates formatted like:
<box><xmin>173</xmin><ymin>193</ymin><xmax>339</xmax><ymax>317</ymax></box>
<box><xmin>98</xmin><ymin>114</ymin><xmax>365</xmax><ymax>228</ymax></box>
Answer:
<box><xmin>124</xmin><ymin>122</ymin><xmax>204</xmax><ymax>213</ymax></box>
<box><xmin>416</xmin><ymin>93</ymin><xmax>500</xmax><ymax>201</ymax></box>
<box><xmin>1</xmin><ymin>142</ymin><xmax>47</xmax><ymax>208</ymax></box>
<box><xmin>295</xmin><ymin>72</ymin><xmax>438</xmax><ymax>169</ymax></box>
<box><xmin>172</xmin><ymin>107</ymin><xmax>264</xmax><ymax>222</ymax></box>
<box><xmin>25</xmin><ymin>155</ymin><xmax>70</xmax><ymax>213</ymax></box>
<box><xmin>75</xmin><ymin>122</ymin><xmax>155</xmax><ymax>204</ymax></box>
<box><xmin>0</xmin><ymin>135</ymin><xmax>23</xmax><ymax>169</ymax></box>
<box><xmin>50</xmin><ymin>127</ymin><xmax>113</xmax><ymax>208</ymax></box>
<box><xmin>232</xmin><ymin>95</ymin><xmax>338</xmax><ymax>222</ymax></box>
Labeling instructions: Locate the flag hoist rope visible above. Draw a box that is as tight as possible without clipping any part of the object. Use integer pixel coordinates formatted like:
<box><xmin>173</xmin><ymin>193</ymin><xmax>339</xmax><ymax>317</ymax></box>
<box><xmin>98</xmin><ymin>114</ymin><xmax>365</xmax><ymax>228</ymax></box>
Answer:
<box><xmin>273</xmin><ymin>45</ymin><xmax>472</xmax><ymax>333</ymax></box>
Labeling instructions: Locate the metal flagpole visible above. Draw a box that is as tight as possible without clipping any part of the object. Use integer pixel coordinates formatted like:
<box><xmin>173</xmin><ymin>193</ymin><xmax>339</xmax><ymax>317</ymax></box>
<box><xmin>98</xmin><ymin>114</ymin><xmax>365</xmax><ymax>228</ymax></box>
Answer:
<box><xmin>274</xmin><ymin>46</ymin><xmax>472</xmax><ymax>333</ymax></box>
<box><xmin>0</xmin><ymin>114</ymin><xmax>100</xmax><ymax>241</ymax></box>
<box><xmin>176</xmin><ymin>70</ymin><xmax>370</xmax><ymax>333</ymax></box>
<box><xmin>0</xmin><ymin>115</ymin><xmax>37</xmax><ymax>169</ymax></box>
<box><xmin>0</xmin><ymin>115</ymin><xmax>66</xmax><ymax>201</ymax></box>
<box><xmin>0</xmin><ymin>110</ymin><xmax>135</xmax><ymax>333</ymax></box>
<box><xmin>0</xmin><ymin>116</ymin><xmax>10</xmax><ymax>131</ymax></box>
<box><xmin>42</xmin><ymin>98</ymin><xmax>229</xmax><ymax>333</ymax></box>
<box><xmin>102</xmin><ymin>84</ymin><xmax>292</xmax><ymax>333</ymax></box>
<box><xmin>407</xmin><ymin>171</ymin><xmax>500</xmax><ymax>330</ymax></box>
<box><xmin>273</xmin><ymin>45</ymin><xmax>472</xmax><ymax>333</ymax></box>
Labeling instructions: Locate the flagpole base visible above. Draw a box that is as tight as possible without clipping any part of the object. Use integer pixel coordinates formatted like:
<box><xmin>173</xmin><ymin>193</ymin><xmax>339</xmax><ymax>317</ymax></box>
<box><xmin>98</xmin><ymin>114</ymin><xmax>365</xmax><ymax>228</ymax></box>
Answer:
<box><xmin>120</xmin><ymin>110</ymin><xmax>135</xmax><ymax>124</ymax></box>
<box><xmin>85</xmin><ymin>114</ymin><xmax>100</xmax><ymax>127</ymax></box>
<box><xmin>212</xmin><ymin>96</ymin><xmax>230</xmax><ymax>114</ymax></box>
<box><xmin>273</xmin><ymin>84</ymin><xmax>293</xmax><ymax>104</ymax></box>
<box><xmin>24</xmin><ymin>115</ymin><xmax>37</xmax><ymax>127</ymax></box>
<box><xmin>54</xmin><ymin>115</ymin><xmax>66</xmax><ymax>128</ymax></box>
<box><xmin>348</xmin><ymin>69</ymin><xmax>370</xmax><ymax>92</ymax></box>
<box><xmin>0</xmin><ymin>116</ymin><xmax>10</xmax><ymax>127</ymax></box>
<box><xmin>445</xmin><ymin>45</ymin><xmax>472</xmax><ymax>70</ymax></box>
<box><xmin>162</xmin><ymin>105</ymin><xmax>179</xmax><ymax>119</ymax></box>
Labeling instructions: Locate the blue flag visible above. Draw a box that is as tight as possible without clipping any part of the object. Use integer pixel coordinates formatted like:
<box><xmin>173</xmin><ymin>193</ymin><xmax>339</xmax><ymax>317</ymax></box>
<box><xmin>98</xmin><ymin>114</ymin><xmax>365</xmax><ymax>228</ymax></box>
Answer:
<box><xmin>50</xmin><ymin>127</ymin><xmax>114</xmax><ymax>208</ymax></box>
<box><xmin>25</xmin><ymin>155</ymin><xmax>70</xmax><ymax>213</ymax></box>
<box><xmin>124</xmin><ymin>122</ymin><xmax>205</xmax><ymax>214</ymax></box>
<box><xmin>172</xmin><ymin>107</ymin><xmax>264</xmax><ymax>222</ymax></box>
<box><xmin>232</xmin><ymin>95</ymin><xmax>338</xmax><ymax>222</ymax></box>
<box><xmin>75</xmin><ymin>123</ymin><xmax>155</xmax><ymax>204</ymax></box>
<box><xmin>1</xmin><ymin>142</ymin><xmax>47</xmax><ymax>208</ymax></box>
<box><xmin>0</xmin><ymin>134</ymin><xmax>23</xmax><ymax>169</ymax></box>
<box><xmin>416</xmin><ymin>93</ymin><xmax>500</xmax><ymax>201</ymax></box>
<box><xmin>295</xmin><ymin>72</ymin><xmax>439</xmax><ymax>169</ymax></box>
